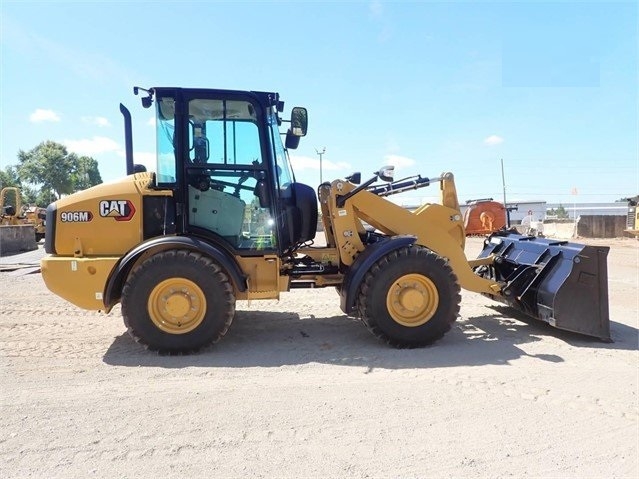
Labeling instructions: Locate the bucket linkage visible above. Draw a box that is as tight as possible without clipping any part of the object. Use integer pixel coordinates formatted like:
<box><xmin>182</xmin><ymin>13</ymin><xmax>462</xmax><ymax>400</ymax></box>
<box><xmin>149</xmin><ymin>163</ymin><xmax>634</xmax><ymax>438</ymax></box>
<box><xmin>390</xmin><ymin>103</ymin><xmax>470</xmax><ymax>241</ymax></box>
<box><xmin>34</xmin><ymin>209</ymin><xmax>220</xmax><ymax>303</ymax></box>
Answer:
<box><xmin>475</xmin><ymin>231</ymin><xmax>611</xmax><ymax>341</ymax></box>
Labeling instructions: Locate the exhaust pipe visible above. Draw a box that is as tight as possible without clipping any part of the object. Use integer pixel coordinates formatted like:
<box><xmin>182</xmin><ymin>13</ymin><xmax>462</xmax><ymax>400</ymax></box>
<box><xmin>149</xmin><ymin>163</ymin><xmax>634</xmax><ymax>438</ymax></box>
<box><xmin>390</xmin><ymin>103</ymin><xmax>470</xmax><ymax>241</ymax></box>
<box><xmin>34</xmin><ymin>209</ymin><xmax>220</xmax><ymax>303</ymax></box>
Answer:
<box><xmin>477</xmin><ymin>232</ymin><xmax>611</xmax><ymax>341</ymax></box>
<box><xmin>120</xmin><ymin>103</ymin><xmax>135</xmax><ymax>175</ymax></box>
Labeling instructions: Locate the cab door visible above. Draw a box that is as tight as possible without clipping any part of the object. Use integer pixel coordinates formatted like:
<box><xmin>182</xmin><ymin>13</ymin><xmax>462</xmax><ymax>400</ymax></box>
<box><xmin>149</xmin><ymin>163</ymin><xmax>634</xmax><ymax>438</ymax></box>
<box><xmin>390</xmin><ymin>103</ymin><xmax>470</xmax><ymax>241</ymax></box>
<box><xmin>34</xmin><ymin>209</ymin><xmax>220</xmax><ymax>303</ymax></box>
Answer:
<box><xmin>182</xmin><ymin>94</ymin><xmax>278</xmax><ymax>253</ymax></box>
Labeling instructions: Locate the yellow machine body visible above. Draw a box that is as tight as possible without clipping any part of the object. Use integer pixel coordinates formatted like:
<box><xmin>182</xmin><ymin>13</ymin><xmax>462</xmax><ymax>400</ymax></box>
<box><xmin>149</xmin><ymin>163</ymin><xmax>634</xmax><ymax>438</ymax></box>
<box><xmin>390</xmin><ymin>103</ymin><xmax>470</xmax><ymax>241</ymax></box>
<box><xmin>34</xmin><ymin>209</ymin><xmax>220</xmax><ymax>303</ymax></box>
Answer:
<box><xmin>39</xmin><ymin>86</ymin><xmax>610</xmax><ymax>353</ymax></box>
<box><xmin>46</xmin><ymin>174</ymin><xmax>158</xmax><ymax>256</ymax></box>
<box><xmin>41</xmin><ymin>173</ymin><xmax>290</xmax><ymax>310</ymax></box>
<box><xmin>41</xmin><ymin>173</ymin><xmax>165</xmax><ymax>309</ymax></box>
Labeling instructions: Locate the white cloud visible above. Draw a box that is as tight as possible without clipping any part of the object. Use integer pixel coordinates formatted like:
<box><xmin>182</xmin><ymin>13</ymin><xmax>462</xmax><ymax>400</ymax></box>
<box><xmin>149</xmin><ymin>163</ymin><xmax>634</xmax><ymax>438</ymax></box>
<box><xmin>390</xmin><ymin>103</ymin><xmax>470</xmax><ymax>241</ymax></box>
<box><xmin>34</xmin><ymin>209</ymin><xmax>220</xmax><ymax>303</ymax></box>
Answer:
<box><xmin>132</xmin><ymin>151</ymin><xmax>156</xmax><ymax>172</ymax></box>
<box><xmin>383</xmin><ymin>154</ymin><xmax>416</xmax><ymax>168</ymax></box>
<box><xmin>131</xmin><ymin>151</ymin><xmax>156</xmax><ymax>163</ymax></box>
<box><xmin>63</xmin><ymin>136</ymin><xmax>120</xmax><ymax>155</ymax></box>
<box><xmin>29</xmin><ymin>109</ymin><xmax>60</xmax><ymax>123</ymax></box>
<box><xmin>113</xmin><ymin>150</ymin><xmax>156</xmax><ymax>173</ymax></box>
<box><xmin>82</xmin><ymin>116</ymin><xmax>111</xmax><ymax>127</ymax></box>
<box><xmin>484</xmin><ymin>135</ymin><xmax>504</xmax><ymax>146</ymax></box>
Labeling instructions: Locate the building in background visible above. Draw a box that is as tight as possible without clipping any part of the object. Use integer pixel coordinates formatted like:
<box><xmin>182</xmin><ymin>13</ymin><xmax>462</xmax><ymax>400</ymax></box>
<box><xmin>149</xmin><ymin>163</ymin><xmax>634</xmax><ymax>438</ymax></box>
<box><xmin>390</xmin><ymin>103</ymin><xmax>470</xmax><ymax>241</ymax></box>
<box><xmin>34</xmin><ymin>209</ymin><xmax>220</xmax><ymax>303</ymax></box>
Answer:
<box><xmin>546</xmin><ymin>202</ymin><xmax>628</xmax><ymax>219</ymax></box>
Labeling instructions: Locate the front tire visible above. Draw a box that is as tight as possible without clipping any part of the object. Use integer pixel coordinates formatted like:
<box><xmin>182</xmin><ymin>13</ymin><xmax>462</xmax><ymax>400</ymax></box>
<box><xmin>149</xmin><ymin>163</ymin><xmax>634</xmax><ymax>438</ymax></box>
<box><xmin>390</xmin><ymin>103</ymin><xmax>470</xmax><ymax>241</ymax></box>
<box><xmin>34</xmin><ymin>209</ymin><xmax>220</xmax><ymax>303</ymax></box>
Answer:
<box><xmin>121</xmin><ymin>249</ymin><xmax>235</xmax><ymax>353</ymax></box>
<box><xmin>357</xmin><ymin>246</ymin><xmax>460</xmax><ymax>348</ymax></box>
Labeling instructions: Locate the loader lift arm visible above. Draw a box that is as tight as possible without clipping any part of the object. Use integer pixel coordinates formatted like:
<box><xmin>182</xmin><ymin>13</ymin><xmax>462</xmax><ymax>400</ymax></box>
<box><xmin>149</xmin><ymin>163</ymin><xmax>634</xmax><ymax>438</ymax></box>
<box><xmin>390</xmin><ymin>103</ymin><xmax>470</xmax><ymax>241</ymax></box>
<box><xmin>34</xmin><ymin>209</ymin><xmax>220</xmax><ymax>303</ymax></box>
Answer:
<box><xmin>324</xmin><ymin>170</ymin><xmax>503</xmax><ymax>295</ymax></box>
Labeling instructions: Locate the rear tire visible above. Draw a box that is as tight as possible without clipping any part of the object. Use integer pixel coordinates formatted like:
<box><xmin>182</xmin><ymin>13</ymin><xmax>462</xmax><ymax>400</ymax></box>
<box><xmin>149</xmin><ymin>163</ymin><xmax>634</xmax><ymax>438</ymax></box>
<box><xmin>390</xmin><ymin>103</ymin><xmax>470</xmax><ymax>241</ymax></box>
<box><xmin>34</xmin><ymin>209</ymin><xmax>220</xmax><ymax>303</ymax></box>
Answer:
<box><xmin>357</xmin><ymin>246</ymin><xmax>460</xmax><ymax>348</ymax></box>
<box><xmin>121</xmin><ymin>249</ymin><xmax>235</xmax><ymax>353</ymax></box>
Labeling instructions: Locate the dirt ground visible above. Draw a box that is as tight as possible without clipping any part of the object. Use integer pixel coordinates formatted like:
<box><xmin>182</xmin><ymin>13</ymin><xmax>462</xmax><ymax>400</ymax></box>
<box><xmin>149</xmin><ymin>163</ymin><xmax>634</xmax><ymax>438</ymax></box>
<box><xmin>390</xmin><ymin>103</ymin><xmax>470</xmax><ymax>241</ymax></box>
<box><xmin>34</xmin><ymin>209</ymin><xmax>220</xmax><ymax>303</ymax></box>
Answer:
<box><xmin>1</xmin><ymin>235</ymin><xmax>637</xmax><ymax>479</ymax></box>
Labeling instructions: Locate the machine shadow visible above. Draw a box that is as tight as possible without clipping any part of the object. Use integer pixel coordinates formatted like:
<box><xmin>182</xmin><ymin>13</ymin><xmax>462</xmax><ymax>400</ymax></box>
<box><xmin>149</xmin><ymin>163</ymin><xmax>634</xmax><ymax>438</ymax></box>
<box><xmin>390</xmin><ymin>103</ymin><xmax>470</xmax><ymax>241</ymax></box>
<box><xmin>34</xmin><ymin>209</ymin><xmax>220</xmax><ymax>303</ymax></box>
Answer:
<box><xmin>482</xmin><ymin>305</ymin><xmax>638</xmax><ymax>352</ymax></box>
<box><xmin>102</xmin><ymin>304</ymin><xmax>633</xmax><ymax>368</ymax></box>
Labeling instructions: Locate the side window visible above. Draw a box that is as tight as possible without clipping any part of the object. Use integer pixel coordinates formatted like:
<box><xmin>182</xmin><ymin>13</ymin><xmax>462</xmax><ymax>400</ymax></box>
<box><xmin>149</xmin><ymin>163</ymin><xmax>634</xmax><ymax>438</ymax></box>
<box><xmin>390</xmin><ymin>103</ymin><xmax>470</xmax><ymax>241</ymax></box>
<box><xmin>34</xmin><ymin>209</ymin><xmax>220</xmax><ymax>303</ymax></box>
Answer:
<box><xmin>156</xmin><ymin>97</ymin><xmax>176</xmax><ymax>183</ymax></box>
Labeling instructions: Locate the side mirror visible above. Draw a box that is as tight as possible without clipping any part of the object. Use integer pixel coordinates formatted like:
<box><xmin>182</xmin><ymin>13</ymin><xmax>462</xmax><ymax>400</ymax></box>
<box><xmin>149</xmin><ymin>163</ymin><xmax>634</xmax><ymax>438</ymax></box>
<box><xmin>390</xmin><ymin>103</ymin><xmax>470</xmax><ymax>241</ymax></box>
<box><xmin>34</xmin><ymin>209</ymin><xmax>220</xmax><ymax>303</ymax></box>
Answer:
<box><xmin>285</xmin><ymin>131</ymin><xmax>301</xmax><ymax>150</ymax></box>
<box><xmin>134</xmin><ymin>86</ymin><xmax>154</xmax><ymax>109</ymax></box>
<box><xmin>290</xmin><ymin>107</ymin><xmax>308</xmax><ymax>137</ymax></box>
<box><xmin>377</xmin><ymin>165</ymin><xmax>395</xmax><ymax>182</ymax></box>
<box><xmin>346</xmin><ymin>172</ymin><xmax>361</xmax><ymax>184</ymax></box>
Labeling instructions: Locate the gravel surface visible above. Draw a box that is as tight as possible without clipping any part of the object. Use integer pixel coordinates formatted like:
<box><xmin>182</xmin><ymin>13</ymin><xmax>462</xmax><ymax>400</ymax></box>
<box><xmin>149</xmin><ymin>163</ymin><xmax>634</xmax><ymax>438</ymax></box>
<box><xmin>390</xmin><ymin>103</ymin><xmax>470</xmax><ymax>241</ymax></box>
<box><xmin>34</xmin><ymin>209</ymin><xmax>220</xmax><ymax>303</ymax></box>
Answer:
<box><xmin>1</xmin><ymin>236</ymin><xmax>637</xmax><ymax>479</ymax></box>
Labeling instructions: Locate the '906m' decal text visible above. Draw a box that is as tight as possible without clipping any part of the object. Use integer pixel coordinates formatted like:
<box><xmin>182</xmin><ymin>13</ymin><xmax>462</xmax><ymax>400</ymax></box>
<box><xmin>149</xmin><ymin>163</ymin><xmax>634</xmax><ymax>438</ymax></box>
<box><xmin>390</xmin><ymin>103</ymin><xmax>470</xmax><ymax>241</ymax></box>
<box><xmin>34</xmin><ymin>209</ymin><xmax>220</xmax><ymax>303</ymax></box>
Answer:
<box><xmin>60</xmin><ymin>211</ymin><xmax>93</xmax><ymax>222</ymax></box>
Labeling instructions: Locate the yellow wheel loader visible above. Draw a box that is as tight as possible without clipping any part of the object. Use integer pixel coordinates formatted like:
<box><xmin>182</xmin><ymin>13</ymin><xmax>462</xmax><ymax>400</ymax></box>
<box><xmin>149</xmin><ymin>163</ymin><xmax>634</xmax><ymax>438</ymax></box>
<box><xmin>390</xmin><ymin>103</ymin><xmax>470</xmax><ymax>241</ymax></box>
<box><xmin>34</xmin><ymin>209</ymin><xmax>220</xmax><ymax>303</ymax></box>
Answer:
<box><xmin>1</xmin><ymin>187</ymin><xmax>46</xmax><ymax>241</ymax></box>
<box><xmin>40</xmin><ymin>87</ymin><xmax>611</xmax><ymax>353</ymax></box>
<box><xmin>623</xmin><ymin>195</ymin><xmax>638</xmax><ymax>236</ymax></box>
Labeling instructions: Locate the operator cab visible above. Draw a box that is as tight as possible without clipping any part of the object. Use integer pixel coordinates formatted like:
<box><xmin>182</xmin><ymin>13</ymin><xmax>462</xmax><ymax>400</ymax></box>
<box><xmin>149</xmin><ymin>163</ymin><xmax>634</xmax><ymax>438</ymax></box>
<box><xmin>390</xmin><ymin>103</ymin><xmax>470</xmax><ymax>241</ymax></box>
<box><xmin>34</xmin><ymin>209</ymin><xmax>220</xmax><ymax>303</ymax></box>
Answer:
<box><xmin>136</xmin><ymin>87</ymin><xmax>316</xmax><ymax>256</ymax></box>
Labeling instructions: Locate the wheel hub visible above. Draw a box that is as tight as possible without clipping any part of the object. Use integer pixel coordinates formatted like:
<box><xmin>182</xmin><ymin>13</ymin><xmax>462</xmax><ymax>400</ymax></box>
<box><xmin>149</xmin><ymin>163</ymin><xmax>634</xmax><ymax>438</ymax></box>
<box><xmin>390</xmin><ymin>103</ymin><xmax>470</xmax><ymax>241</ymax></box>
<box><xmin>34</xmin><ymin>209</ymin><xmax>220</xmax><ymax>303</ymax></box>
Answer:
<box><xmin>148</xmin><ymin>278</ymin><xmax>206</xmax><ymax>334</ymax></box>
<box><xmin>164</xmin><ymin>293</ymin><xmax>192</xmax><ymax>318</ymax></box>
<box><xmin>386</xmin><ymin>273</ymin><xmax>439</xmax><ymax>327</ymax></box>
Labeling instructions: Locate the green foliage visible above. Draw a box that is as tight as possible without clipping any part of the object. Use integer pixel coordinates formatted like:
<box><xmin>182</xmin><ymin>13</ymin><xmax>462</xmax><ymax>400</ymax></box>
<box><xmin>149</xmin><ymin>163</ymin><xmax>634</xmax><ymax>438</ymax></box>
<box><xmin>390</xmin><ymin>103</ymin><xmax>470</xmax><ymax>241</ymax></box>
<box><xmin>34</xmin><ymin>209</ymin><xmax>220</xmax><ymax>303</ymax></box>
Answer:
<box><xmin>18</xmin><ymin>141</ymin><xmax>74</xmax><ymax>199</ymax></box>
<box><xmin>547</xmin><ymin>205</ymin><xmax>570</xmax><ymax>219</ymax></box>
<box><xmin>34</xmin><ymin>188</ymin><xmax>57</xmax><ymax>207</ymax></box>
<box><xmin>555</xmin><ymin>204</ymin><xmax>569</xmax><ymax>219</ymax></box>
<box><xmin>20</xmin><ymin>185</ymin><xmax>38</xmax><ymax>205</ymax></box>
<box><xmin>0</xmin><ymin>165</ymin><xmax>22</xmax><ymax>190</ymax></box>
<box><xmin>72</xmin><ymin>156</ymin><xmax>103</xmax><ymax>192</ymax></box>
<box><xmin>16</xmin><ymin>141</ymin><xmax>102</xmax><ymax>202</ymax></box>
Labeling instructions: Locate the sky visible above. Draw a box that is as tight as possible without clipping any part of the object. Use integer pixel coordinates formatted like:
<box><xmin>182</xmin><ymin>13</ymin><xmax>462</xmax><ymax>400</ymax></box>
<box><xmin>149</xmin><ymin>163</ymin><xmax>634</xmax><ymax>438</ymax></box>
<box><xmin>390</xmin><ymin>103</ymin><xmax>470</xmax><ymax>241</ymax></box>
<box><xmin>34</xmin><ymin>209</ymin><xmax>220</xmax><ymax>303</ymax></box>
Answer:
<box><xmin>1</xmin><ymin>0</ymin><xmax>637</xmax><ymax>206</ymax></box>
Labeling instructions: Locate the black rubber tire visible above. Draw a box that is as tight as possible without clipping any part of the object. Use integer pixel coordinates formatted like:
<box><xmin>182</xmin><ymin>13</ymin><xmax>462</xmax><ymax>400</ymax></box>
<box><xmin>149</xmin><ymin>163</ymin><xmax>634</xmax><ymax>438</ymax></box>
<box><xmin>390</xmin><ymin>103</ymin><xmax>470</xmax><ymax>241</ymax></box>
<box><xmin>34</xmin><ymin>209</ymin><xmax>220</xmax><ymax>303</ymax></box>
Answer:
<box><xmin>121</xmin><ymin>249</ymin><xmax>235</xmax><ymax>354</ymax></box>
<box><xmin>357</xmin><ymin>245</ymin><xmax>460</xmax><ymax>348</ymax></box>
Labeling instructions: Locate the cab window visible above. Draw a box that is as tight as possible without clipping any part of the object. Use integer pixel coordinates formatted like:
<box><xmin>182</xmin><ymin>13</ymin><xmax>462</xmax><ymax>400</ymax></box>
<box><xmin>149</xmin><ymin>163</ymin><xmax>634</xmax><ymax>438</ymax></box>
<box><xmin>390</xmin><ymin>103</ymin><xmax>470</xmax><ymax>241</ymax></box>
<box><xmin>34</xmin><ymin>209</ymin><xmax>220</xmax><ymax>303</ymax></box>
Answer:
<box><xmin>187</xmin><ymin>99</ymin><xmax>261</xmax><ymax>165</ymax></box>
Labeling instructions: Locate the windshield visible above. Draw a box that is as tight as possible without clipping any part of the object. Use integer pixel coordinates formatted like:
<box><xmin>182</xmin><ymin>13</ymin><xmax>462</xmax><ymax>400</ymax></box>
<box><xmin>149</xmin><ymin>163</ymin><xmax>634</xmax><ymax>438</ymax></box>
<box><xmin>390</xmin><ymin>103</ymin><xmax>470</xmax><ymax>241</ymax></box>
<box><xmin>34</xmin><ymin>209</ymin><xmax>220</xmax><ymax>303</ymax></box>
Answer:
<box><xmin>268</xmin><ymin>109</ymin><xmax>295</xmax><ymax>190</ymax></box>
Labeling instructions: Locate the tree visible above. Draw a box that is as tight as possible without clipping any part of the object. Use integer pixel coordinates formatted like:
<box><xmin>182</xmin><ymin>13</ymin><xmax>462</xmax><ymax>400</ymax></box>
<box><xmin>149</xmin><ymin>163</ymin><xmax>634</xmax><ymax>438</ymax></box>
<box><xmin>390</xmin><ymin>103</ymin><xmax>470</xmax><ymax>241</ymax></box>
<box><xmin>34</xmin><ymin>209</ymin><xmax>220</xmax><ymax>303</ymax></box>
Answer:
<box><xmin>72</xmin><ymin>156</ymin><xmax>102</xmax><ymax>192</ymax></box>
<box><xmin>20</xmin><ymin>185</ymin><xmax>39</xmax><ymax>205</ymax></box>
<box><xmin>17</xmin><ymin>141</ymin><xmax>102</xmax><ymax>200</ymax></box>
<box><xmin>555</xmin><ymin>204</ymin><xmax>569</xmax><ymax>219</ymax></box>
<box><xmin>33</xmin><ymin>188</ymin><xmax>56</xmax><ymax>207</ymax></box>
<box><xmin>0</xmin><ymin>165</ymin><xmax>22</xmax><ymax>190</ymax></box>
<box><xmin>18</xmin><ymin>141</ymin><xmax>74</xmax><ymax>199</ymax></box>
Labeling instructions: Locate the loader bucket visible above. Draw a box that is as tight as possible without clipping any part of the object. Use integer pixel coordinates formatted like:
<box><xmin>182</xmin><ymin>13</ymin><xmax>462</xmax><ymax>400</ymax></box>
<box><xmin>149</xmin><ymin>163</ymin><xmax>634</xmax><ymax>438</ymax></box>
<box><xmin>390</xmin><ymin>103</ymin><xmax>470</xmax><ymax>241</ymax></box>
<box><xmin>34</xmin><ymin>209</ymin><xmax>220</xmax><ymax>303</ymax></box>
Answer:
<box><xmin>476</xmin><ymin>232</ymin><xmax>611</xmax><ymax>341</ymax></box>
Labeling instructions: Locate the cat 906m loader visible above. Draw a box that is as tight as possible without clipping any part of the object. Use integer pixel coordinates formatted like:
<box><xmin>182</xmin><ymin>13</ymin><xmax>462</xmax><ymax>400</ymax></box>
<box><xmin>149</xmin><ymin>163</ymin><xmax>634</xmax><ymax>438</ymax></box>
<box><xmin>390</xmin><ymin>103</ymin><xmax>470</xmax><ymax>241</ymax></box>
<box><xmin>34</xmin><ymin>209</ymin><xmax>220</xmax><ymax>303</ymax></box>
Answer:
<box><xmin>40</xmin><ymin>87</ymin><xmax>611</xmax><ymax>353</ymax></box>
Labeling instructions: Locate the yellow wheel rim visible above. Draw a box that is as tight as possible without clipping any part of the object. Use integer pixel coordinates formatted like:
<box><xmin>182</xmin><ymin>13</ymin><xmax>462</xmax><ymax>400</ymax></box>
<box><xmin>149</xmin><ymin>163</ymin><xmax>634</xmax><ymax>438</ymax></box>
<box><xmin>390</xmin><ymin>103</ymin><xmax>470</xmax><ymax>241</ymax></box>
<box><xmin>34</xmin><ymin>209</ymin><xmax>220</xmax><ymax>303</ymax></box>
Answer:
<box><xmin>148</xmin><ymin>278</ymin><xmax>206</xmax><ymax>334</ymax></box>
<box><xmin>386</xmin><ymin>273</ymin><xmax>439</xmax><ymax>327</ymax></box>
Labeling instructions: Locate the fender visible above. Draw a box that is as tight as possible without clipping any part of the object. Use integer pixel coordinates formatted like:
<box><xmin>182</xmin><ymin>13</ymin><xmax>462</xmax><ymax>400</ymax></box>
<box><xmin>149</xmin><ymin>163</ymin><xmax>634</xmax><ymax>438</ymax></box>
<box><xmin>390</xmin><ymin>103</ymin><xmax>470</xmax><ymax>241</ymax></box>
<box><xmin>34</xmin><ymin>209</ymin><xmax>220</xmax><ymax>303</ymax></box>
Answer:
<box><xmin>103</xmin><ymin>235</ymin><xmax>247</xmax><ymax>311</ymax></box>
<box><xmin>339</xmin><ymin>235</ymin><xmax>417</xmax><ymax>316</ymax></box>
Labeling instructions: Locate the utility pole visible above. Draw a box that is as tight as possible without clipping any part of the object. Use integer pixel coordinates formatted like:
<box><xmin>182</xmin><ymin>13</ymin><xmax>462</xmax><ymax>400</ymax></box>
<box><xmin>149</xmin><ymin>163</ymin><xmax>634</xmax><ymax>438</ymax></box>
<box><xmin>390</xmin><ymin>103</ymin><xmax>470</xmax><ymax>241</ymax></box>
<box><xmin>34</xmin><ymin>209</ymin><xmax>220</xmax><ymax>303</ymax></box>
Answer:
<box><xmin>501</xmin><ymin>158</ymin><xmax>510</xmax><ymax>227</ymax></box>
<box><xmin>315</xmin><ymin>147</ymin><xmax>326</xmax><ymax>184</ymax></box>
